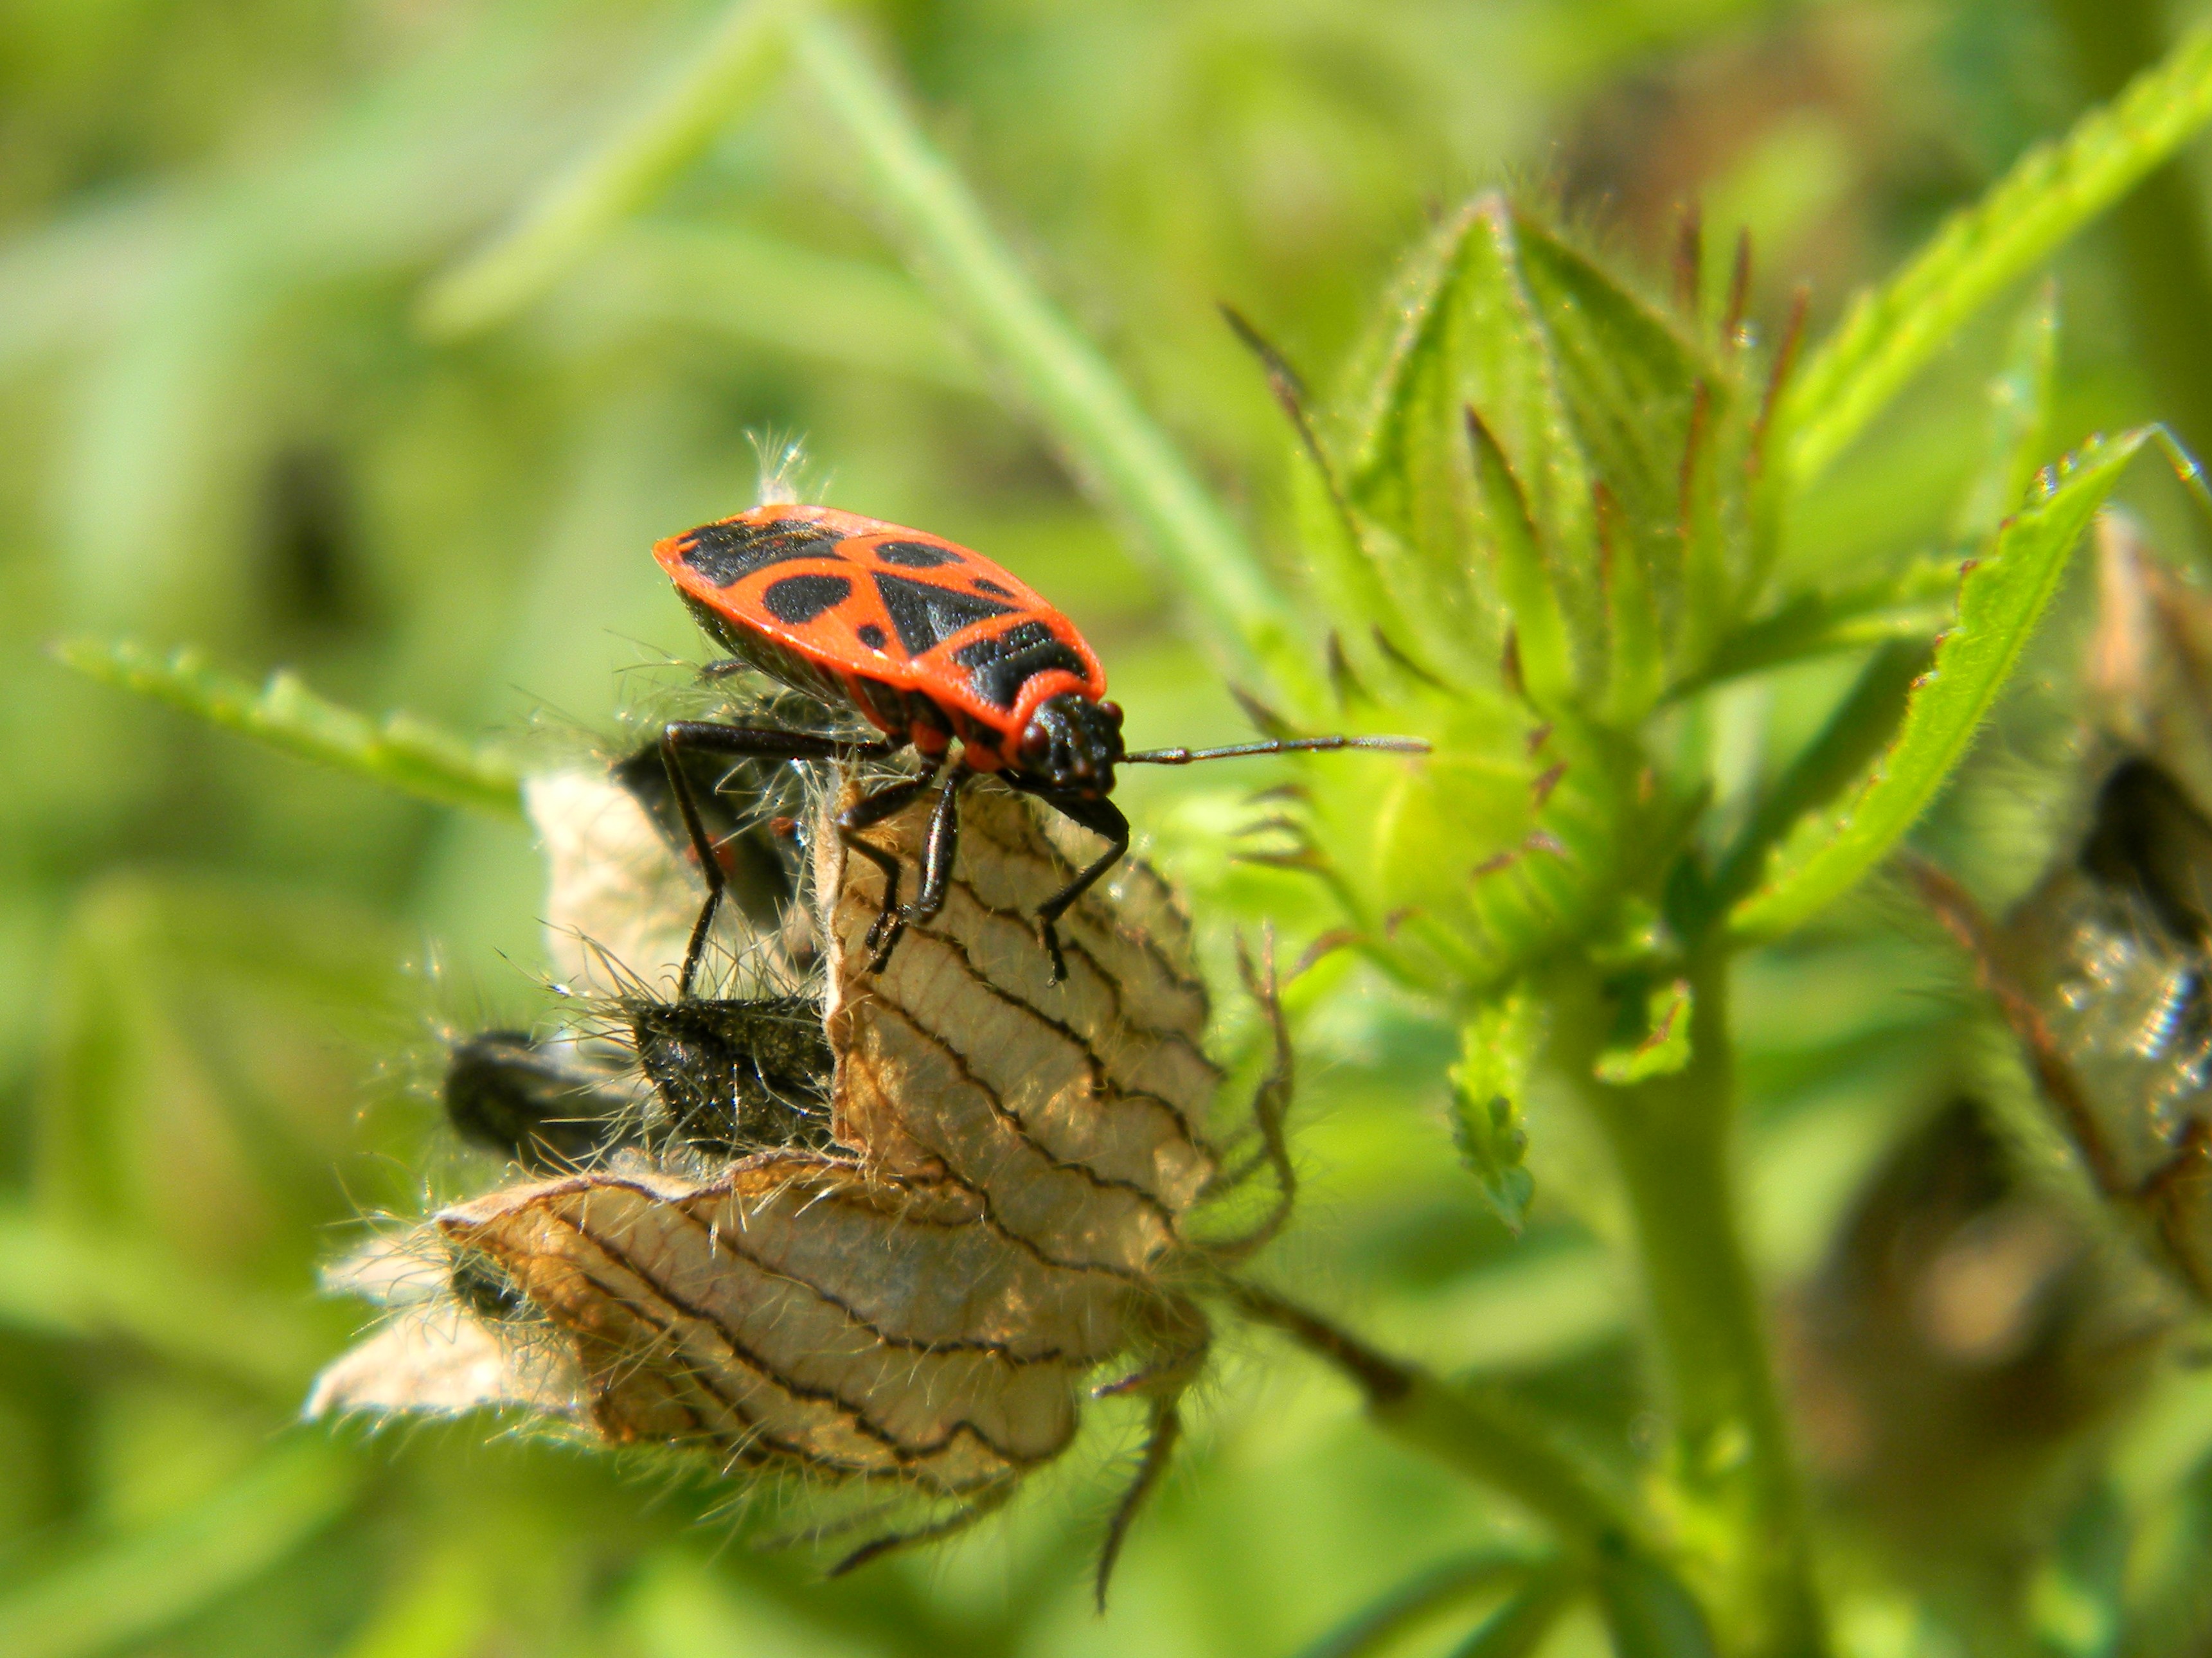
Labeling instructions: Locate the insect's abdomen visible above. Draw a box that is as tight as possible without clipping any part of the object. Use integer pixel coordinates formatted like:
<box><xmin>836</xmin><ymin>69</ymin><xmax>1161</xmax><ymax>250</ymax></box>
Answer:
<box><xmin>682</xmin><ymin>593</ymin><xmax>866</xmax><ymax>718</ymax></box>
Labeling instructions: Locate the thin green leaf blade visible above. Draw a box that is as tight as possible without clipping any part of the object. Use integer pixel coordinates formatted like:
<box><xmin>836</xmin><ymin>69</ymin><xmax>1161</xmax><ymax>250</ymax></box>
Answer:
<box><xmin>1787</xmin><ymin>30</ymin><xmax>2212</xmax><ymax>483</ymax></box>
<box><xmin>419</xmin><ymin>0</ymin><xmax>789</xmax><ymax>337</ymax></box>
<box><xmin>0</xmin><ymin>1440</ymin><xmax>358</xmax><ymax>1658</ymax></box>
<box><xmin>1731</xmin><ymin>428</ymin><xmax>2152</xmax><ymax>941</ymax></box>
<box><xmin>790</xmin><ymin>10</ymin><xmax>1313</xmax><ymax>701</ymax></box>
<box><xmin>55</xmin><ymin>638</ymin><xmax>524</xmax><ymax>821</ymax></box>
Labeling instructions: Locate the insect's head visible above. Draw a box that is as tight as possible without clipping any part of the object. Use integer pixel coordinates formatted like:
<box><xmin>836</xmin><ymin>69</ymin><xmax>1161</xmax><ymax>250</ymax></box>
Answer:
<box><xmin>1017</xmin><ymin>693</ymin><xmax>1125</xmax><ymax>794</ymax></box>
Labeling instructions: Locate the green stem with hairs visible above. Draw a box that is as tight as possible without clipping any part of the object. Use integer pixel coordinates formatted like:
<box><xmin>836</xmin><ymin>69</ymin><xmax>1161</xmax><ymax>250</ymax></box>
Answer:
<box><xmin>1561</xmin><ymin>949</ymin><xmax>1824</xmax><ymax>1658</ymax></box>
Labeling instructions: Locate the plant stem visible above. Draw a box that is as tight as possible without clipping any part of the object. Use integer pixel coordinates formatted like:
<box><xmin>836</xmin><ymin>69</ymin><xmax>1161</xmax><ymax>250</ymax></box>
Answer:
<box><xmin>1564</xmin><ymin>950</ymin><xmax>1824</xmax><ymax>1658</ymax></box>
<box><xmin>1226</xmin><ymin>1281</ymin><xmax>1720</xmax><ymax>1657</ymax></box>
<box><xmin>1222</xmin><ymin>1281</ymin><xmax>1634</xmax><ymax>1550</ymax></box>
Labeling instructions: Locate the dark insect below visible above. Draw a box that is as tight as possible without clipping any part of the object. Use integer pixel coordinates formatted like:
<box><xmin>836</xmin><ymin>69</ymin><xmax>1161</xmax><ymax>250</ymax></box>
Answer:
<box><xmin>625</xmin><ymin>995</ymin><xmax>834</xmax><ymax>1157</ymax></box>
<box><xmin>442</xmin><ymin>1031</ymin><xmax>631</xmax><ymax>1172</ymax></box>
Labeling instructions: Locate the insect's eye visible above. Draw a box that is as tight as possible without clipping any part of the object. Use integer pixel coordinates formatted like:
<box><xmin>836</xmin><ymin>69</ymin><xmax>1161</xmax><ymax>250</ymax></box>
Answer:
<box><xmin>1100</xmin><ymin>700</ymin><xmax>1125</xmax><ymax>729</ymax></box>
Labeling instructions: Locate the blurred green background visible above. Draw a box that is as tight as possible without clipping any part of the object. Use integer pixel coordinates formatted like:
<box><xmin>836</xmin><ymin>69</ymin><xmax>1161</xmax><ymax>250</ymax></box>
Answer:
<box><xmin>8</xmin><ymin>1</ymin><xmax>2212</xmax><ymax>1655</ymax></box>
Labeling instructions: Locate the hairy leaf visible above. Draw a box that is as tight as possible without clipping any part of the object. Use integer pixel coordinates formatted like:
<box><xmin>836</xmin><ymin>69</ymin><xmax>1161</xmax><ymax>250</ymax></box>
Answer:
<box><xmin>1786</xmin><ymin>30</ymin><xmax>2212</xmax><ymax>483</ymax></box>
<box><xmin>55</xmin><ymin>638</ymin><xmax>524</xmax><ymax>820</ymax></box>
<box><xmin>1450</xmin><ymin>989</ymin><xmax>1543</xmax><ymax>1233</ymax></box>
<box><xmin>1351</xmin><ymin>195</ymin><xmax>1600</xmax><ymax>692</ymax></box>
<box><xmin>1731</xmin><ymin>428</ymin><xmax>2153</xmax><ymax>941</ymax></box>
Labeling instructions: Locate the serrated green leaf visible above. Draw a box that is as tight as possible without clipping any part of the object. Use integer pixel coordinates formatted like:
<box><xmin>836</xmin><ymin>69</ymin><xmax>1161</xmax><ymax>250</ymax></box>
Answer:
<box><xmin>55</xmin><ymin>637</ymin><xmax>524</xmax><ymax>821</ymax></box>
<box><xmin>1952</xmin><ymin>282</ymin><xmax>2061</xmax><ymax>539</ymax></box>
<box><xmin>1694</xmin><ymin>637</ymin><xmax>1932</xmax><ymax>933</ymax></box>
<box><xmin>1786</xmin><ymin>29</ymin><xmax>2212</xmax><ymax>483</ymax></box>
<box><xmin>1731</xmin><ymin>428</ymin><xmax>2155</xmax><ymax>941</ymax></box>
<box><xmin>1450</xmin><ymin>989</ymin><xmax>1544</xmax><ymax>1233</ymax></box>
<box><xmin>1594</xmin><ymin>976</ymin><xmax>1694</xmax><ymax>1085</ymax></box>
<box><xmin>419</xmin><ymin>0</ymin><xmax>790</xmax><ymax>337</ymax></box>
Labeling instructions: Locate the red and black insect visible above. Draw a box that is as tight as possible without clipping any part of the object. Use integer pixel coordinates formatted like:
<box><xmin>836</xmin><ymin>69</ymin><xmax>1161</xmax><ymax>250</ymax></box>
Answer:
<box><xmin>654</xmin><ymin>503</ymin><xmax>1423</xmax><ymax>992</ymax></box>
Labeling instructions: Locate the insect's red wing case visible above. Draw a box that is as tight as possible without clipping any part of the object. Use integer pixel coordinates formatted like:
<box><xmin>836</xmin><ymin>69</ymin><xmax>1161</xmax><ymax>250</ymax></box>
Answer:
<box><xmin>654</xmin><ymin>505</ymin><xmax>1105</xmax><ymax>745</ymax></box>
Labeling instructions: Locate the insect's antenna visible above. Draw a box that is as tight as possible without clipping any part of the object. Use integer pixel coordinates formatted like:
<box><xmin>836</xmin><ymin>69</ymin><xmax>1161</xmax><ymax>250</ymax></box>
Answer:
<box><xmin>1121</xmin><ymin>734</ymin><xmax>1429</xmax><ymax>766</ymax></box>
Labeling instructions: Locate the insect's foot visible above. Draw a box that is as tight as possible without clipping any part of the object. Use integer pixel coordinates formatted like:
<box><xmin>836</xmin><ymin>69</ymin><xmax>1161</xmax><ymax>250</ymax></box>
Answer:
<box><xmin>866</xmin><ymin>916</ymin><xmax>907</xmax><ymax>975</ymax></box>
<box><xmin>1039</xmin><ymin>920</ymin><xmax>1069</xmax><ymax>985</ymax></box>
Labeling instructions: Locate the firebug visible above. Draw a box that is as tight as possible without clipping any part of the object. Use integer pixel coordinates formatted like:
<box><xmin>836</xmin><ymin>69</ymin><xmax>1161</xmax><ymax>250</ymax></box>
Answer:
<box><xmin>654</xmin><ymin>503</ymin><xmax>1424</xmax><ymax>992</ymax></box>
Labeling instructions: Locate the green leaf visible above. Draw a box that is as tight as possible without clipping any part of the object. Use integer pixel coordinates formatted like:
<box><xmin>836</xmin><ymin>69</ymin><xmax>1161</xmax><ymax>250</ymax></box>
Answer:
<box><xmin>1290</xmin><ymin>1553</ymin><xmax>1542</xmax><ymax>1658</ymax></box>
<box><xmin>789</xmin><ymin>10</ymin><xmax>1314</xmax><ymax>702</ymax></box>
<box><xmin>1345</xmin><ymin>198</ymin><xmax>1742</xmax><ymax>720</ymax></box>
<box><xmin>1593</xmin><ymin>976</ymin><xmax>1695</xmax><ymax>1085</ymax></box>
<box><xmin>1785</xmin><ymin>29</ymin><xmax>2212</xmax><ymax>483</ymax></box>
<box><xmin>1694</xmin><ymin>637</ymin><xmax>1933</xmax><ymax>932</ymax></box>
<box><xmin>1466</xmin><ymin>407</ymin><xmax>1573</xmax><ymax>706</ymax></box>
<box><xmin>1951</xmin><ymin>281</ymin><xmax>2061</xmax><ymax>539</ymax></box>
<box><xmin>1450</xmin><ymin>988</ymin><xmax>1542</xmax><ymax>1233</ymax></box>
<box><xmin>418</xmin><ymin>0</ymin><xmax>790</xmax><ymax>337</ymax></box>
<box><xmin>1511</xmin><ymin>217</ymin><xmax>1722</xmax><ymax>704</ymax></box>
<box><xmin>1351</xmin><ymin>196</ymin><xmax>1601</xmax><ymax>695</ymax></box>
<box><xmin>1730</xmin><ymin>428</ymin><xmax>2154</xmax><ymax>941</ymax></box>
<box><xmin>1681</xmin><ymin>555</ymin><xmax>1958</xmax><ymax>693</ymax></box>
<box><xmin>0</xmin><ymin>1440</ymin><xmax>359</xmax><ymax>1658</ymax></box>
<box><xmin>55</xmin><ymin>637</ymin><xmax>524</xmax><ymax>821</ymax></box>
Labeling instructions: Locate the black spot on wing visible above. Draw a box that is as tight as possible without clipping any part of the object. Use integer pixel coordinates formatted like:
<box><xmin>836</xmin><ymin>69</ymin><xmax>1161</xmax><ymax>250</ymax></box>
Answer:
<box><xmin>762</xmin><ymin>573</ymin><xmax>853</xmax><ymax>625</ymax></box>
<box><xmin>873</xmin><ymin>539</ymin><xmax>964</xmax><ymax>569</ymax></box>
<box><xmin>681</xmin><ymin>518</ymin><xmax>844</xmax><ymax>586</ymax></box>
<box><xmin>972</xmin><ymin>578</ymin><xmax>1013</xmax><ymax>596</ymax></box>
<box><xmin>951</xmin><ymin>620</ymin><xmax>1089</xmax><ymax>711</ymax></box>
<box><xmin>874</xmin><ymin>571</ymin><xmax>1018</xmax><ymax>655</ymax></box>
<box><xmin>856</xmin><ymin>623</ymin><xmax>888</xmax><ymax>651</ymax></box>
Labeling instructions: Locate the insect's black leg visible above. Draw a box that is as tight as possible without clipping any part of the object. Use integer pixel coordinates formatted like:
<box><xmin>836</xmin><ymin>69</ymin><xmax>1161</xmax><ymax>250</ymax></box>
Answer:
<box><xmin>661</xmin><ymin>722</ymin><xmax>896</xmax><ymax>998</ymax></box>
<box><xmin>1017</xmin><ymin>788</ymin><xmax>1130</xmax><ymax>984</ymax></box>
<box><xmin>911</xmin><ymin>766</ymin><xmax>965</xmax><ymax>923</ymax></box>
<box><xmin>835</xmin><ymin>756</ymin><xmax>954</xmax><ymax>968</ymax></box>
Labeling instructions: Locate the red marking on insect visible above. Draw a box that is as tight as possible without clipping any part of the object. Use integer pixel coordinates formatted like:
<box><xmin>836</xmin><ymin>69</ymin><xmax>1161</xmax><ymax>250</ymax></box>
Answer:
<box><xmin>653</xmin><ymin>504</ymin><xmax>1428</xmax><ymax>992</ymax></box>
